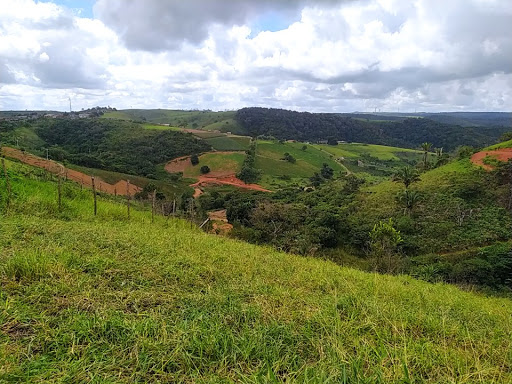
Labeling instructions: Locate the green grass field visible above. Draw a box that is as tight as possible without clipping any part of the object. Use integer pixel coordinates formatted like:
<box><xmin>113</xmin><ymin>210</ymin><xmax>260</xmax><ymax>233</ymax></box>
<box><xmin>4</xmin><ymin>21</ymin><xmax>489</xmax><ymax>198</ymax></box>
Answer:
<box><xmin>1</xmin><ymin>159</ymin><xmax>511</xmax><ymax>383</ymax></box>
<box><xmin>255</xmin><ymin>141</ymin><xmax>343</xmax><ymax>179</ymax></box>
<box><xmin>206</xmin><ymin>136</ymin><xmax>251</xmax><ymax>151</ymax></box>
<box><xmin>486</xmin><ymin>139</ymin><xmax>512</xmax><ymax>150</ymax></box>
<box><xmin>102</xmin><ymin>109</ymin><xmax>246</xmax><ymax>134</ymax></box>
<box><xmin>184</xmin><ymin>152</ymin><xmax>245</xmax><ymax>177</ymax></box>
<box><xmin>314</xmin><ymin>143</ymin><xmax>423</xmax><ymax>161</ymax></box>
<box><xmin>142</xmin><ymin>123</ymin><xmax>182</xmax><ymax>131</ymax></box>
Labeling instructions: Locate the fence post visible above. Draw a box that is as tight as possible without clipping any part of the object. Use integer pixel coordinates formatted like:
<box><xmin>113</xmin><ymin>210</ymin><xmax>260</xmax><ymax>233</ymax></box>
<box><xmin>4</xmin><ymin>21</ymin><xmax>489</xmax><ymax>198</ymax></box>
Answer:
<box><xmin>58</xmin><ymin>176</ymin><xmax>62</xmax><ymax>211</ymax></box>
<box><xmin>1</xmin><ymin>158</ymin><xmax>11</xmax><ymax>208</ymax></box>
<box><xmin>91</xmin><ymin>176</ymin><xmax>97</xmax><ymax>216</ymax></box>
<box><xmin>126</xmin><ymin>180</ymin><xmax>131</xmax><ymax>220</ymax></box>
<box><xmin>151</xmin><ymin>190</ymin><xmax>156</xmax><ymax>223</ymax></box>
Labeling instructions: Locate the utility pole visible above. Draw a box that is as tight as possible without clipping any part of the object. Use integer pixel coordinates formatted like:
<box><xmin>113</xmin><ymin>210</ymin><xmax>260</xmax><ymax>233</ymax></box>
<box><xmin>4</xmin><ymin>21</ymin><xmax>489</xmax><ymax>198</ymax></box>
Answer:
<box><xmin>46</xmin><ymin>148</ymin><xmax>49</xmax><ymax>160</ymax></box>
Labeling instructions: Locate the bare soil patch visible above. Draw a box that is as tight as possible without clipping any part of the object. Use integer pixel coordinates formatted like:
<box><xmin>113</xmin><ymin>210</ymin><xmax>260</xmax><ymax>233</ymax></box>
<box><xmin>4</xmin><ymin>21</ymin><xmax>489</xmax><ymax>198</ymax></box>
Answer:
<box><xmin>165</xmin><ymin>155</ymin><xmax>191</xmax><ymax>173</ymax></box>
<box><xmin>471</xmin><ymin>148</ymin><xmax>512</xmax><ymax>170</ymax></box>
<box><xmin>2</xmin><ymin>147</ymin><xmax>141</xmax><ymax>196</ymax></box>
<box><xmin>190</xmin><ymin>174</ymin><xmax>271</xmax><ymax>193</ymax></box>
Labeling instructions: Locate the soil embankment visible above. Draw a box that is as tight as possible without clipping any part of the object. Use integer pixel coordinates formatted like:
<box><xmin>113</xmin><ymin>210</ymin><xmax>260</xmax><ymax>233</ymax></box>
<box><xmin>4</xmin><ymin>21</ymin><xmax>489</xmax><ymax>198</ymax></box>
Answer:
<box><xmin>165</xmin><ymin>154</ymin><xmax>271</xmax><ymax>195</ymax></box>
<box><xmin>190</xmin><ymin>174</ymin><xmax>271</xmax><ymax>193</ymax></box>
<box><xmin>471</xmin><ymin>148</ymin><xmax>512</xmax><ymax>170</ymax></box>
<box><xmin>2</xmin><ymin>147</ymin><xmax>141</xmax><ymax>196</ymax></box>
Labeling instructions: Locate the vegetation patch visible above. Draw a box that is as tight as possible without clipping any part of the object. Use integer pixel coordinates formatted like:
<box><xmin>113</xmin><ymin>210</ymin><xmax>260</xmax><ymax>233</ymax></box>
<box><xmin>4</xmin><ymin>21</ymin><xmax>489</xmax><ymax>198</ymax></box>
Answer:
<box><xmin>0</xmin><ymin>160</ymin><xmax>511</xmax><ymax>382</ymax></box>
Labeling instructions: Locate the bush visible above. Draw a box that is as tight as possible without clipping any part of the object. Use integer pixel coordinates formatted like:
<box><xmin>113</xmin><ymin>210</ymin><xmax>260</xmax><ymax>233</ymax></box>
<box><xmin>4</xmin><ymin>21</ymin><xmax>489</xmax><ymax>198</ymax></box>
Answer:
<box><xmin>200</xmin><ymin>165</ymin><xmax>210</xmax><ymax>174</ymax></box>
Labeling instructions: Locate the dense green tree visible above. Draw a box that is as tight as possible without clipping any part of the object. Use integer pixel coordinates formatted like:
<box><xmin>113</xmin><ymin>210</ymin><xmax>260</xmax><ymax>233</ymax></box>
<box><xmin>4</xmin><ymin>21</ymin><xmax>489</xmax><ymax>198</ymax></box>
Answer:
<box><xmin>190</xmin><ymin>154</ymin><xmax>199</xmax><ymax>165</ymax></box>
<box><xmin>200</xmin><ymin>165</ymin><xmax>210</xmax><ymax>174</ymax></box>
<box><xmin>500</xmin><ymin>132</ymin><xmax>512</xmax><ymax>142</ymax></box>
<box><xmin>282</xmin><ymin>152</ymin><xmax>296</xmax><ymax>163</ymax></box>
<box><xmin>320</xmin><ymin>163</ymin><xmax>334</xmax><ymax>179</ymax></box>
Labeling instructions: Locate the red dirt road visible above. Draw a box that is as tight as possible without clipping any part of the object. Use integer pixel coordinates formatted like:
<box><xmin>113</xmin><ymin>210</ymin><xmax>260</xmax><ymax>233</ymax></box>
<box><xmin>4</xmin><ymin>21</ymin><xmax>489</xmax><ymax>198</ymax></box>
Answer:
<box><xmin>471</xmin><ymin>148</ymin><xmax>512</xmax><ymax>170</ymax></box>
<box><xmin>190</xmin><ymin>174</ymin><xmax>271</xmax><ymax>193</ymax></box>
<box><xmin>165</xmin><ymin>153</ymin><xmax>272</xmax><ymax>196</ymax></box>
<box><xmin>2</xmin><ymin>147</ymin><xmax>141</xmax><ymax>196</ymax></box>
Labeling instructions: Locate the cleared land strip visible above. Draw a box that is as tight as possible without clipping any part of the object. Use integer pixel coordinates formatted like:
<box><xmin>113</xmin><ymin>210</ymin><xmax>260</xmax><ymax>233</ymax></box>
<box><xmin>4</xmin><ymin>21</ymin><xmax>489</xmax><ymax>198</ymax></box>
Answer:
<box><xmin>471</xmin><ymin>148</ymin><xmax>512</xmax><ymax>170</ymax></box>
<box><xmin>2</xmin><ymin>147</ymin><xmax>141</xmax><ymax>196</ymax></box>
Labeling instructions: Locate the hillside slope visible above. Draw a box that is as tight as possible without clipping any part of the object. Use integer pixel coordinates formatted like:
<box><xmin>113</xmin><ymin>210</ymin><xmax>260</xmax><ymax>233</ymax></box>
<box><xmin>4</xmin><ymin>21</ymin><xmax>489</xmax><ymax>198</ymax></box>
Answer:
<box><xmin>1</xmin><ymin>160</ymin><xmax>511</xmax><ymax>383</ymax></box>
<box><xmin>236</xmin><ymin>107</ymin><xmax>509</xmax><ymax>150</ymax></box>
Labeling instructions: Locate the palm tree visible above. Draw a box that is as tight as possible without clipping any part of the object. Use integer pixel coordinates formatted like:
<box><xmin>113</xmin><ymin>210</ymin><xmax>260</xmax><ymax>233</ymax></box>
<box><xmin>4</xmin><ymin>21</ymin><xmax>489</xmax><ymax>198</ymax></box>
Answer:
<box><xmin>396</xmin><ymin>189</ymin><xmax>421</xmax><ymax>215</ymax></box>
<box><xmin>421</xmin><ymin>142</ymin><xmax>432</xmax><ymax>168</ymax></box>
<box><xmin>392</xmin><ymin>166</ymin><xmax>420</xmax><ymax>189</ymax></box>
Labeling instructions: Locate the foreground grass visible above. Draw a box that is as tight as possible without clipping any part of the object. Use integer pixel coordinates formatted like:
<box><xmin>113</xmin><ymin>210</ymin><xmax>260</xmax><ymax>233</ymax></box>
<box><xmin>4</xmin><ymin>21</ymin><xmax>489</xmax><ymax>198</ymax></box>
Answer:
<box><xmin>1</xmin><ymin>161</ymin><xmax>512</xmax><ymax>383</ymax></box>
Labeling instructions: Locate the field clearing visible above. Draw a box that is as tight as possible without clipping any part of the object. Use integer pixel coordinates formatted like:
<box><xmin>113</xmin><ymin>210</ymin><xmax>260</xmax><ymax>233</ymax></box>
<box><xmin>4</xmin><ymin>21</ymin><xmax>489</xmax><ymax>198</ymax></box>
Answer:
<box><xmin>471</xmin><ymin>148</ymin><xmax>512</xmax><ymax>170</ymax></box>
<box><xmin>255</xmin><ymin>141</ymin><xmax>343</xmax><ymax>179</ymax></box>
<box><xmin>142</xmin><ymin>123</ymin><xmax>182</xmax><ymax>131</ymax></box>
<box><xmin>166</xmin><ymin>152</ymin><xmax>246</xmax><ymax>179</ymax></box>
<box><xmin>315</xmin><ymin>143</ymin><xmax>422</xmax><ymax>161</ymax></box>
<box><xmin>206</xmin><ymin>136</ymin><xmax>251</xmax><ymax>151</ymax></box>
<box><xmin>1</xmin><ymin>147</ymin><xmax>141</xmax><ymax>196</ymax></box>
<box><xmin>203</xmin><ymin>118</ymin><xmax>245</xmax><ymax>134</ymax></box>
<box><xmin>185</xmin><ymin>152</ymin><xmax>245</xmax><ymax>177</ymax></box>
<box><xmin>189</xmin><ymin>130</ymin><xmax>225</xmax><ymax>139</ymax></box>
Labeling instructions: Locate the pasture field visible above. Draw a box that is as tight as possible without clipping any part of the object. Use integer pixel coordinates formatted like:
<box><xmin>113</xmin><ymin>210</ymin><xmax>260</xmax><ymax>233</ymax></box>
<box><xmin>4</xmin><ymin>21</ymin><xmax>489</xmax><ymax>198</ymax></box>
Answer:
<box><xmin>142</xmin><ymin>123</ymin><xmax>182</xmax><ymax>131</ymax></box>
<box><xmin>102</xmin><ymin>109</ymin><xmax>247</xmax><ymax>134</ymax></box>
<box><xmin>206</xmin><ymin>136</ymin><xmax>251</xmax><ymax>151</ymax></box>
<box><xmin>183</xmin><ymin>152</ymin><xmax>246</xmax><ymax>178</ymax></box>
<box><xmin>314</xmin><ymin>143</ymin><xmax>423</xmax><ymax>161</ymax></box>
<box><xmin>255</xmin><ymin>141</ymin><xmax>343</xmax><ymax>178</ymax></box>
<box><xmin>0</xmin><ymin>159</ymin><xmax>511</xmax><ymax>383</ymax></box>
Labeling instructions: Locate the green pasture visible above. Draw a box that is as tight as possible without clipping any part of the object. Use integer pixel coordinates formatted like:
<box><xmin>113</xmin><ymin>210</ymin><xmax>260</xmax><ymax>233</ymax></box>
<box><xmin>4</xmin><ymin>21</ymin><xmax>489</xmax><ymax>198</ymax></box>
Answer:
<box><xmin>0</xmin><ymin>159</ymin><xmax>511</xmax><ymax>383</ymax></box>
<box><xmin>184</xmin><ymin>152</ymin><xmax>245</xmax><ymax>178</ymax></box>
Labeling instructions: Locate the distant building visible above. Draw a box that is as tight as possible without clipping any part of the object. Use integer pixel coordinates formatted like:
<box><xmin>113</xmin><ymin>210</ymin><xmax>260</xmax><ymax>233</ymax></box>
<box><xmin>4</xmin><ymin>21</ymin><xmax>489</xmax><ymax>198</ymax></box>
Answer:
<box><xmin>318</xmin><ymin>140</ymin><xmax>328</xmax><ymax>144</ymax></box>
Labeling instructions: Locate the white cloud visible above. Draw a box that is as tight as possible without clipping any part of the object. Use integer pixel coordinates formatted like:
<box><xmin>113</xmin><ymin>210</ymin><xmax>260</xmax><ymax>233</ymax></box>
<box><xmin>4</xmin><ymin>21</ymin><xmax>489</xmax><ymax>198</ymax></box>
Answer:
<box><xmin>0</xmin><ymin>0</ymin><xmax>511</xmax><ymax>112</ymax></box>
<box><xmin>39</xmin><ymin>52</ymin><xmax>50</xmax><ymax>62</ymax></box>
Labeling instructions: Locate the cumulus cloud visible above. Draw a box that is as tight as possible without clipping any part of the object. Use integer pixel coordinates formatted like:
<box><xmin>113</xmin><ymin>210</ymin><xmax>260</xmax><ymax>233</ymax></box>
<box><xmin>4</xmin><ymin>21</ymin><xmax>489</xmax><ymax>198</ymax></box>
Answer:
<box><xmin>93</xmin><ymin>0</ymin><xmax>345</xmax><ymax>51</ymax></box>
<box><xmin>0</xmin><ymin>0</ymin><xmax>511</xmax><ymax>112</ymax></box>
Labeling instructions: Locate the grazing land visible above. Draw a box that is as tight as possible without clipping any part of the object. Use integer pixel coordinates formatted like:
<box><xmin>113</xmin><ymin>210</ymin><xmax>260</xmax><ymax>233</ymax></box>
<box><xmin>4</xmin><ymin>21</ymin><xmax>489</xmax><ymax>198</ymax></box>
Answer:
<box><xmin>0</xmin><ymin>159</ymin><xmax>511</xmax><ymax>383</ymax></box>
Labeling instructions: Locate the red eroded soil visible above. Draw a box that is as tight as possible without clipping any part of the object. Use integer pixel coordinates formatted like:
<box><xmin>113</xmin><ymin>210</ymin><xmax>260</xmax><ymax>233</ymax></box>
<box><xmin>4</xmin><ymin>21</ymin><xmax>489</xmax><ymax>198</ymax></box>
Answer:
<box><xmin>208</xmin><ymin>209</ymin><xmax>233</xmax><ymax>235</ymax></box>
<box><xmin>190</xmin><ymin>174</ymin><xmax>271</xmax><ymax>193</ymax></box>
<box><xmin>2</xmin><ymin>147</ymin><xmax>141</xmax><ymax>196</ymax></box>
<box><xmin>471</xmin><ymin>148</ymin><xmax>512</xmax><ymax>170</ymax></box>
<box><xmin>164</xmin><ymin>155</ymin><xmax>191</xmax><ymax>173</ymax></box>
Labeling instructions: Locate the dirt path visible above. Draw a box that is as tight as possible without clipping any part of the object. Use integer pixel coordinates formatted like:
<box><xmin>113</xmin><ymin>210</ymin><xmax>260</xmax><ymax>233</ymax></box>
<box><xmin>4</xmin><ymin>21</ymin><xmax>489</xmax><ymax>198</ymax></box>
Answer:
<box><xmin>208</xmin><ymin>209</ymin><xmax>233</xmax><ymax>235</ymax></box>
<box><xmin>2</xmin><ymin>147</ymin><xmax>141</xmax><ymax>196</ymax></box>
<box><xmin>471</xmin><ymin>148</ymin><xmax>512</xmax><ymax>170</ymax></box>
<box><xmin>165</xmin><ymin>153</ymin><xmax>271</xmax><ymax>196</ymax></box>
<box><xmin>190</xmin><ymin>174</ymin><xmax>271</xmax><ymax>193</ymax></box>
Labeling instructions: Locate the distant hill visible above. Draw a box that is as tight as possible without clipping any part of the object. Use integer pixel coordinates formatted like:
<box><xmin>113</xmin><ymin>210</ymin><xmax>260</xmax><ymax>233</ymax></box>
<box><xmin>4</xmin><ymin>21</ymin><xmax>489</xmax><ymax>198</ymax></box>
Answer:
<box><xmin>235</xmin><ymin>108</ymin><xmax>511</xmax><ymax>150</ymax></box>
<box><xmin>347</xmin><ymin>112</ymin><xmax>512</xmax><ymax>127</ymax></box>
<box><xmin>102</xmin><ymin>109</ymin><xmax>245</xmax><ymax>134</ymax></box>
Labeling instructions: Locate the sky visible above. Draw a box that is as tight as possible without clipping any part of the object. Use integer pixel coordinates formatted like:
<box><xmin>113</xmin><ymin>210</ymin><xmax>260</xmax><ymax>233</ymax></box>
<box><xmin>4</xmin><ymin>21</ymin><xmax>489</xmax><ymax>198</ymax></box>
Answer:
<box><xmin>0</xmin><ymin>0</ymin><xmax>511</xmax><ymax>112</ymax></box>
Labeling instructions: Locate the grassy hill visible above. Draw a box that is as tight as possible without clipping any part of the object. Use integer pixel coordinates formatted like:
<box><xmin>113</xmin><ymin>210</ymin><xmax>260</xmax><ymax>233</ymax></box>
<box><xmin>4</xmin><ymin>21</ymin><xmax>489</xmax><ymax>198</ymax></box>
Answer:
<box><xmin>102</xmin><ymin>109</ymin><xmax>246</xmax><ymax>134</ymax></box>
<box><xmin>1</xmin><ymin>159</ymin><xmax>512</xmax><ymax>383</ymax></box>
